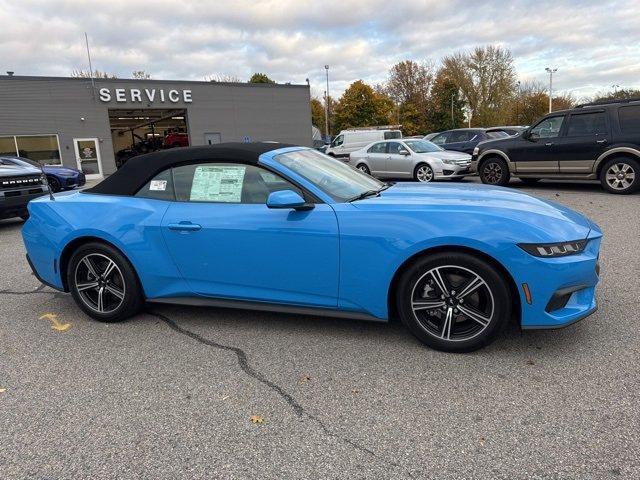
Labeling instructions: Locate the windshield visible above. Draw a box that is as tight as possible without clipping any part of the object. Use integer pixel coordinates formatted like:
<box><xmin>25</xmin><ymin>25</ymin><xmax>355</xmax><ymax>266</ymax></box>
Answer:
<box><xmin>403</xmin><ymin>139</ymin><xmax>443</xmax><ymax>153</ymax></box>
<box><xmin>273</xmin><ymin>149</ymin><xmax>385</xmax><ymax>202</ymax></box>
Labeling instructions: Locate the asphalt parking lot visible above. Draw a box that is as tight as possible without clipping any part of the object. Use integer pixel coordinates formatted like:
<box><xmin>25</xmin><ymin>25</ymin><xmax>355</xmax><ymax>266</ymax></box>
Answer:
<box><xmin>1</xmin><ymin>178</ymin><xmax>638</xmax><ymax>479</ymax></box>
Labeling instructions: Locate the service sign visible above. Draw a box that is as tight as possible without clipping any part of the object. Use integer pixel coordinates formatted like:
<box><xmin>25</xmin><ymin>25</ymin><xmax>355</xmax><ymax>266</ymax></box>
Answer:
<box><xmin>98</xmin><ymin>87</ymin><xmax>192</xmax><ymax>104</ymax></box>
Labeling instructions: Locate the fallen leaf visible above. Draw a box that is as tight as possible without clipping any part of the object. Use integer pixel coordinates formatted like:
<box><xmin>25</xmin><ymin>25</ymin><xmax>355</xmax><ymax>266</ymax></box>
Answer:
<box><xmin>300</xmin><ymin>374</ymin><xmax>311</xmax><ymax>383</ymax></box>
<box><xmin>250</xmin><ymin>415</ymin><xmax>264</xmax><ymax>424</ymax></box>
<box><xmin>526</xmin><ymin>359</ymin><xmax>535</xmax><ymax>365</ymax></box>
<box><xmin>351</xmin><ymin>389</ymin><xmax>360</xmax><ymax>395</ymax></box>
<box><xmin>479</xmin><ymin>436</ymin><xmax>486</xmax><ymax>445</ymax></box>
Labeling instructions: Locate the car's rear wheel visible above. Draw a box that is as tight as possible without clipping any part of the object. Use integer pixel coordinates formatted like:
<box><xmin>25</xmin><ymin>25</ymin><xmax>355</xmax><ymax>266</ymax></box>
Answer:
<box><xmin>356</xmin><ymin>163</ymin><xmax>370</xmax><ymax>175</ymax></box>
<box><xmin>68</xmin><ymin>242</ymin><xmax>143</xmax><ymax>322</ymax></box>
<box><xmin>479</xmin><ymin>157</ymin><xmax>510</xmax><ymax>186</ymax></box>
<box><xmin>520</xmin><ymin>178</ymin><xmax>540</xmax><ymax>185</ymax></box>
<box><xmin>414</xmin><ymin>163</ymin><xmax>434</xmax><ymax>182</ymax></box>
<box><xmin>396</xmin><ymin>252</ymin><xmax>511</xmax><ymax>352</ymax></box>
<box><xmin>600</xmin><ymin>157</ymin><xmax>639</xmax><ymax>194</ymax></box>
<box><xmin>48</xmin><ymin>177</ymin><xmax>61</xmax><ymax>193</ymax></box>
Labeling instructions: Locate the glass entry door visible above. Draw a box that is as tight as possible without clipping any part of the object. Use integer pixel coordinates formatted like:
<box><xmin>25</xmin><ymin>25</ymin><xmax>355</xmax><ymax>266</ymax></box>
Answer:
<box><xmin>73</xmin><ymin>138</ymin><xmax>103</xmax><ymax>179</ymax></box>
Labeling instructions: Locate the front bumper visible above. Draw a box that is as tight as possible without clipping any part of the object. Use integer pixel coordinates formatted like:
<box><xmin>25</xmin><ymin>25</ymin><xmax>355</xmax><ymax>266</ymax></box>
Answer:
<box><xmin>469</xmin><ymin>156</ymin><xmax>479</xmax><ymax>173</ymax></box>
<box><xmin>0</xmin><ymin>186</ymin><xmax>48</xmax><ymax>219</ymax></box>
<box><xmin>434</xmin><ymin>163</ymin><xmax>471</xmax><ymax>179</ymax></box>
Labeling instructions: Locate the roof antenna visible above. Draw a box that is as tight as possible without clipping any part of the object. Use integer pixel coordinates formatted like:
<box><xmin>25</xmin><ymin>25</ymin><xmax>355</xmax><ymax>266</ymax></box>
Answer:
<box><xmin>39</xmin><ymin>162</ymin><xmax>55</xmax><ymax>201</ymax></box>
<box><xmin>84</xmin><ymin>32</ymin><xmax>96</xmax><ymax>99</ymax></box>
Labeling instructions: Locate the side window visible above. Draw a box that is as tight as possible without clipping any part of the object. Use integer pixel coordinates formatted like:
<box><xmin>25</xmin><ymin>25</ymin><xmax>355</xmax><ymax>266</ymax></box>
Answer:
<box><xmin>530</xmin><ymin>116</ymin><xmax>565</xmax><ymax>139</ymax></box>
<box><xmin>566</xmin><ymin>112</ymin><xmax>607</xmax><ymax>136</ymax></box>
<box><xmin>431</xmin><ymin>133</ymin><xmax>448</xmax><ymax>145</ymax></box>
<box><xmin>618</xmin><ymin>105</ymin><xmax>640</xmax><ymax>133</ymax></box>
<box><xmin>384</xmin><ymin>131</ymin><xmax>402</xmax><ymax>140</ymax></box>
<box><xmin>367</xmin><ymin>142</ymin><xmax>387</xmax><ymax>154</ymax></box>
<box><xmin>135</xmin><ymin>169</ymin><xmax>175</xmax><ymax>201</ymax></box>
<box><xmin>449</xmin><ymin>131</ymin><xmax>472</xmax><ymax>143</ymax></box>
<box><xmin>172</xmin><ymin>163</ymin><xmax>301</xmax><ymax>204</ymax></box>
<box><xmin>332</xmin><ymin>135</ymin><xmax>344</xmax><ymax>147</ymax></box>
<box><xmin>387</xmin><ymin>142</ymin><xmax>402</xmax><ymax>154</ymax></box>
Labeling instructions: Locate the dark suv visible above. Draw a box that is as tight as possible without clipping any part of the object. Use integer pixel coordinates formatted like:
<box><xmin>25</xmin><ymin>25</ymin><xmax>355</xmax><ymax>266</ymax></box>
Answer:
<box><xmin>471</xmin><ymin>98</ymin><xmax>640</xmax><ymax>194</ymax></box>
<box><xmin>430</xmin><ymin>128</ymin><xmax>510</xmax><ymax>154</ymax></box>
<box><xmin>0</xmin><ymin>159</ymin><xmax>48</xmax><ymax>220</ymax></box>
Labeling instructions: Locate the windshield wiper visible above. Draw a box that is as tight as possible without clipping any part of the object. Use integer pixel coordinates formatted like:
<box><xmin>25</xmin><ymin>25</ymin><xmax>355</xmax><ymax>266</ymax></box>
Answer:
<box><xmin>348</xmin><ymin>185</ymin><xmax>388</xmax><ymax>202</ymax></box>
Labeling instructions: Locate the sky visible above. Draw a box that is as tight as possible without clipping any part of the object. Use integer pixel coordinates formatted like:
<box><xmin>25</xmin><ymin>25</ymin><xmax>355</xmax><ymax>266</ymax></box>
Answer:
<box><xmin>1</xmin><ymin>0</ymin><xmax>639</xmax><ymax>101</ymax></box>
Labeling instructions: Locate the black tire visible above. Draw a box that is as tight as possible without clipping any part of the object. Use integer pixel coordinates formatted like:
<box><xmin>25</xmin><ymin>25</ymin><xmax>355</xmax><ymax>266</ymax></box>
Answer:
<box><xmin>356</xmin><ymin>163</ymin><xmax>370</xmax><ymax>175</ymax></box>
<box><xmin>48</xmin><ymin>177</ymin><xmax>61</xmax><ymax>193</ymax></box>
<box><xmin>599</xmin><ymin>157</ymin><xmax>639</xmax><ymax>194</ymax></box>
<box><xmin>414</xmin><ymin>163</ymin><xmax>434</xmax><ymax>182</ymax></box>
<box><xmin>479</xmin><ymin>157</ymin><xmax>510</xmax><ymax>186</ymax></box>
<box><xmin>67</xmin><ymin>242</ymin><xmax>144</xmax><ymax>322</ymax></box>
<box><xmin>520</xmin><ymin>178</ymin><xmax>540</xmax><ymax>185</ymax></box>
<box><xmin>20</xmin><ymin>213</ymin><xmax>29</xmax><ymax>221</ymax></box>
<box><xmin>396</xmin><ymin>252</ymin><xmax>511</xmax><ymax>353</ymax></box>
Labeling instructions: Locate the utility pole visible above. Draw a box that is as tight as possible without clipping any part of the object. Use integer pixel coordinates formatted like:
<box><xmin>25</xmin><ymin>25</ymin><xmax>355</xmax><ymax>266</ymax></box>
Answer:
<box><xmin>84</xmin><ymin>32</ymin><xmax>96</xmax><ymax>99</ymax></box>
<box><xmin>516</xmin><ymin>80</ymin><xmax>521</xmax><ymax>124</ymax></box>
<box><xmin>545</xmin><ymin>67</ymin><xmax>557</xmax><ymax>113</ymax></box>
<box><xmin>324</xmin><ymin>65</ymin><xmax>330</xmax><ymax>138</ymax></box>
<box><xmin>451</xmin><ymin>94</ymin><xmax>455</xmax><ymax>128</ymax></box>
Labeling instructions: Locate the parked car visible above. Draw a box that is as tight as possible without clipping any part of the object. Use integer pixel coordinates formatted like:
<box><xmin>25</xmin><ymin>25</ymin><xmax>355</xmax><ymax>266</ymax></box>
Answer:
<box><xmin>349</xmin><ymin>139</ymin><xmax>471</xmax><ymax>182</ymax></box>
<box><xmin>325</xmin><ymin>126</ymin><xmax>402</xmax><ymax>159</ymax></box>
<box><xmin>163</xmin><ymin>132</ymin><xmax>189</xmax><ymax>148</ymax></box>
<box><xmin>424</xmin><ymin>133</ymin><xmax>438</xmax><ymax>141</ymax></box>
<box><xmin>430</xmin><ymin>128</ymin><xmax>510</xmax><ymax>154</ymax></box>
<box><xmin>23</xmin><ymin>143</ymin><xmax>602</xmax><ymax>353</ymax></box>
<box><xmin>486</xmin><ymin>126</ymin><xmax>528</xmax><ymax>136</ymax></box>
<box><xmin>471</xmin><ymin>98</ymin><xmax>640</xmax><ymax>194</ymax></box>
<box><xmin>1</xmin><ymin>156</ymin><xmax>85</xmax><ymax>192</ymax></box>
<box><xmin>0</xmin><ymin>157</ymin><xmax>48</xmax><ymax>220</ymax></box>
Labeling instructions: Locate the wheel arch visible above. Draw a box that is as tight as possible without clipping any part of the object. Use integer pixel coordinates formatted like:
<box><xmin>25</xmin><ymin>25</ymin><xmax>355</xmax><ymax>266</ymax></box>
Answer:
<box><xmin>594</xmin><ymin>147</ymin><xmax>640</xmax><ymax>177</ymax></box>
<box><xmin>59</xmin><ymin>235</ymin><xmax>142</xmax><ymax>293</ymax></box>
<box><xmin>387</xmin><ymin>245</ymin><xmax>521</xmax><ymax>325</ymax></box>
<box><xmin>477</xmin><ymin>150</ymin><xmax>514</xmax><ymax>172</ymax></box>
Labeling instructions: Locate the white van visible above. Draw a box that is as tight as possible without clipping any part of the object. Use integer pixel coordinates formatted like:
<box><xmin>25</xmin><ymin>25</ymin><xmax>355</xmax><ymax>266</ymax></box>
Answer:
<box><xmin>325</xmin><ymin>126</ymin><xmax>402</xmax><ymax>159</ymax></box>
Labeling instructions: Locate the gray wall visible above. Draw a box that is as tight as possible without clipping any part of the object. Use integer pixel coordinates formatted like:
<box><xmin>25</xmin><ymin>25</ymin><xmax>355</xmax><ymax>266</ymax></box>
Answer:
<box><xmin>0</xmin><ymin>76</ymin><xmax>312</xmax><ymax>175</ymax></box>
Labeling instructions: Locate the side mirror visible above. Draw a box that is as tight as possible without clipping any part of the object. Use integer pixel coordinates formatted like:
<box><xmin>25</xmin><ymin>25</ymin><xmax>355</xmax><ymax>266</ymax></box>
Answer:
<box><xmin>266</xmin><ymin>190</ymin><xmax>313</xmax><ymax>211</ymax></box>
<box><xmin>398</xmin><ymin>149</ymin><xmax>410</xmax><ymax>156</ymax></box>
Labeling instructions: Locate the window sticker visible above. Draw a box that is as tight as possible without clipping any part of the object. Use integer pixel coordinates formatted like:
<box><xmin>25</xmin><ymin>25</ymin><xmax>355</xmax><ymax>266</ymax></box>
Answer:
<box><xmin>149</xmin><ymin>180</ymin><xmax>167</xmax><ymax>191</ymax></box>
<box><xmin>190</xmin><ymin>165</ymin><xmax>246</xmax><ymax>202</ymax></box>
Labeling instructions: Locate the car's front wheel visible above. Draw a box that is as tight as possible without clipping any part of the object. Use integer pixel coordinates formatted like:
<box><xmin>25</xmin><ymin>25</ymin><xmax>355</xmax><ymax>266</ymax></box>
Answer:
<box><xmin>68</xmin><ymin>242</ymin><xmax>144</xmax><ymax>322</ymax></box>
<box><xmin>479</xmin><ymin>157</ymin><xmax>510</xmax><ymax>186</ymax></box>
<box><xmin>48</xmin><ymin>177</ymin><xmax>61</xmax><ymax>193</ymax></box>
<box><xmin>396</xmin><ymin>252</ymin><xmax>511</xmax><ymax>352</ymax></box>
<box><xmin>356</xmin><ymin>163</ymin><xmax>370</xmax><ymax>175</ymax></box>
<box><xmin>414</xmin><ymin>163</ymin><xmax>434</xmax><ymax>182</ymax></box>
<box><xmin>600</xmin><ymin>157</ymin><xmax>639</xmax><ymax>194</ymax></box>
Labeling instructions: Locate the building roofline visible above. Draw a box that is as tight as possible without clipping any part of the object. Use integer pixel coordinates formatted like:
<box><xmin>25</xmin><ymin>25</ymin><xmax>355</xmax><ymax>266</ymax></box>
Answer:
<box><xmin>0</xmin><ymin>74</ymin><xmax>309</xmax><ymax>89</ymax></box>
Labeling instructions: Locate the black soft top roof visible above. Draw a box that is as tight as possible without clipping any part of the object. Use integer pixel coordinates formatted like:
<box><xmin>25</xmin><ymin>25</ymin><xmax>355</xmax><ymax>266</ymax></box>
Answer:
<box><xmin>86</xmin><ymin>142</ymin><xmax>295</xmax><ymax>196</ymax></box>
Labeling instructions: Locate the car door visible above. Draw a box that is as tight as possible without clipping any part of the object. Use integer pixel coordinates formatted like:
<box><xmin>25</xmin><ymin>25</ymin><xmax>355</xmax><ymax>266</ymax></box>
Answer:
<box><xmin>555</xmin><ymin>110</ymin><xmax>610</xmax><ymax>173</ymax></box>
<box><xmin>160</xmin><ymin>162</ymin><xmax>340</xmax><ymax>307</ymax></box>
<box><xmin>511</xmin><ymin>116</ymin><xmax>565</xmax><ymax>173</ymax></box>
<box><xmin>385</xmin><ymin>141</ymin><xmax>412</xmax><ymax>177</ymax></box>
<box><xmin>365</xmin><ymin>142</ymin><xmax>389</xmax><ymax>176</ymax></box>
<box><xmin>443</xmin><ymin>130</ymin><xmax>474</xmax><ymax>153</ymax></box>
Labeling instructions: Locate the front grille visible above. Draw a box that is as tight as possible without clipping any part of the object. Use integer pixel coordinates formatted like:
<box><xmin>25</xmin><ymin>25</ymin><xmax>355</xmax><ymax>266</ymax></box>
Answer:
<box><xmin>0</xmin><ymin>175</ymin><xmax>43</xmax><ymax>190</ymax></box>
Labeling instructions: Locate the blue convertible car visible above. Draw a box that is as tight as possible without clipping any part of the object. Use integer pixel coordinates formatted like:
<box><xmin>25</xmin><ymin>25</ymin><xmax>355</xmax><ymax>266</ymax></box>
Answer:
<box><xmin>22</xmin><ymin>143</ymin><xmax>602</xmax><ymax>352</ymax></box>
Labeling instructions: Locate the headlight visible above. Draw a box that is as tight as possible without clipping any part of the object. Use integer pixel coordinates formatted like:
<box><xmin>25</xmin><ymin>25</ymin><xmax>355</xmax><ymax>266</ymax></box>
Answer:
<box><xmin>442</xmin><ymin>159</ymin><xmax>455</xmax><ymax>165</ymax></box>
<box><xmin>473</xmin><ymin>146</ymin><xmax>479</xmax><ymax>156</ymax></box>
<box><xmin>518</xmin><ymin>240</ymin><xmax>587</xmax><ymax>258</ymax></box>
<box><xmin>57</xmin><ymin>171</ymin><xmax>76</xmax><ymax>177</ymax></box>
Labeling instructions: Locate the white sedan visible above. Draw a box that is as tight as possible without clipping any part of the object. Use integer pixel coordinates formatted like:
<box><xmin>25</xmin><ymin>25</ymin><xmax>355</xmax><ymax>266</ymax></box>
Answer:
<box><xmin>348</xmin><ymin>139</ymin><xmax>472</xmax><ymax>182</ymax></box>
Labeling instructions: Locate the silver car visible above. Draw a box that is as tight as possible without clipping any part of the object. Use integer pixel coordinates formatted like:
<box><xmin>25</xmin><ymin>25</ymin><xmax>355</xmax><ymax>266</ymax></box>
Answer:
<box><xmin>348</xmin><ymin>139</ymin><xmax>472</xmax><ymax>182</ymax></box>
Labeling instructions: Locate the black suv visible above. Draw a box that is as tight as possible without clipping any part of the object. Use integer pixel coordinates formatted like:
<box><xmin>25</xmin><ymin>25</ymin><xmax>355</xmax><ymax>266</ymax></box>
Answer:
<box><xmin>471</xmin><ymin>98</ymin><xmax>640</xmax><ymax>194</ymax></box>
<box><xmin>430</xmin><ymin>128</ymin><xmax>510</xmax><ymax>154</ymax></box>
<box><xmin>0</xmin><ymin>158</ymin><xmax>48</xmax><ymax>220</ymax></box>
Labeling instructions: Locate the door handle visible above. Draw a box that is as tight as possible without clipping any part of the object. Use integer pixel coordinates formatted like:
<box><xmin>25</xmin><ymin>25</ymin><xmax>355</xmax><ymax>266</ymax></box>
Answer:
<box><xmin>168</xmin><ymin>222</ymin><xmax>202</xmax><ymax>232</ymax></box>
<box><xmin>545</xmin><ymin>142</ymin><xmax>554</xmax><ymax>147</ymax></box>
<box><xmin>596</xmin><ymin>139</ymin><xmax>608</xmax><ymax>144</ymax></box>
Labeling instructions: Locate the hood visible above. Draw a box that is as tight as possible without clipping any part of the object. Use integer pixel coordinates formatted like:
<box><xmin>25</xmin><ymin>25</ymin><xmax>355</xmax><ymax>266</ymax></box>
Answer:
<box><xmin>353</xmin><ymin>182</ymin><xmax>594</xmax><ymax>242</ymax></box>
<box><xmin>0</xmin><ymin>164</ymin><xmax>41</xmax><ymax>176</ymax></box>
<box><xmin>417</xmin><ymin>150</ymin><xmax>470</xmax><ymax>161</ymax></box>
<box><xmin>44</xmin><ymin>165</ymin><xmax>80</xmax><ymax>175</ymax></box>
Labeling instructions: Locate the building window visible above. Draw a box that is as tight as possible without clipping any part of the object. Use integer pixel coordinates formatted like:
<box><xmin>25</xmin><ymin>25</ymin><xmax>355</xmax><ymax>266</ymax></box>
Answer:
<box><xmin>0</xmin><ymin>134</ymin><xmax>62</xmax><ymax>166</ymax></box>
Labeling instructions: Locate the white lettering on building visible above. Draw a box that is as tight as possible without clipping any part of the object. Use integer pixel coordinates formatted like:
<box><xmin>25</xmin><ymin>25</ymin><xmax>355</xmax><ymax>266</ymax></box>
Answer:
<box><xmin>97</xmin><ymin>87</ymin><xmax>194</xmax><ymax>104</ymax></box>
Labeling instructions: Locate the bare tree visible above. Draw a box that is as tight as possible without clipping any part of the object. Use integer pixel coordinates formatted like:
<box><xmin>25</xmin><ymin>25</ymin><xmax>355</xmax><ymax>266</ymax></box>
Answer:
<box><xmin>385</xmin><ymin>60</ymin><xmax>434</xmax><ymax>105</ymax></box>
<box><xmin>132</xmin><ymin>70</ymin><xmax>151</xmax><ymax>79</ymax></box>
<box><xmin>205</xmin><ymin>74</ymin><xmax>241</xmax><ymax>83</ymax></box>
<box><xmin>441</xmin><ymin>46</ymin><xmax>516</xmax><ymax>126</ymax></box>
<box><xmin>71</xmin><ymin>69</ymin><xmax>118</xmax><ymax>79</ymax></box>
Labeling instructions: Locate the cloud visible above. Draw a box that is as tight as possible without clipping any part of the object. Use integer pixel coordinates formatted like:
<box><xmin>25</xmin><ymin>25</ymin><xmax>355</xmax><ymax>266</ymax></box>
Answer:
<box><xmin>0</xmin><ymin>0</ymin><xmax>638</xmax><ymax>100</ymax></box>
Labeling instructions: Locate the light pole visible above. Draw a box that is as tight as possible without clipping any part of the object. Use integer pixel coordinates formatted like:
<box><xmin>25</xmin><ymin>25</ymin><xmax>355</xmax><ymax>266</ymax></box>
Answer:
<box><xmin>451</xmin><ymin>93</ymin><xmax>455</xmax><ymax>128</ymax></box>
<box><xmin>545</xmin><ymin>67</ymin><xmax>557</xmax><ymax>113</ymax></box>
<box><xmin>516</xmin><ymin>80</ymin><xmax>521</xmax><ymax>124</ymax></box>
<box><xmin>324</xmin><ymin>65</ymin><xmax>330</xmax><ymax>138</ymax></box>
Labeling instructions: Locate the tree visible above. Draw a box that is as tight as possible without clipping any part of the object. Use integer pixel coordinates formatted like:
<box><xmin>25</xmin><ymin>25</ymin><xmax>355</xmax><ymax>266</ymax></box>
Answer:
<box><xmin>505</xmin><ymin>82</ymin><xmax>575</xmax><ymax>125</ymax></box>
<box><xmin>310</xmin><ymin>98</ymin><xmax>325</xmax><ymax>130</ymax></box>
<box><xmin>71</xmin><ymin>69</ymin><xmax>118</xmax><ymax>79</ymax></box>
<box><xmin>384</xmin><ymin>60</ymin><xmax>435</xmax><ymax>135</ymax></box>
<box><xmin>333</xmin><ymin>81</ymin><xmax>394</xmax><ymax>132</ymax></box>
<box><xmin>205</xmin><ymin>74</ymin><xmax>241</xmax><ymax>83</ymax></box>
<box><xmin>428</xmin><ymin>70</ymin><xmax>466</xmax><ymax>132</ymax></box>
<box><xmin>248</xmin><ymin>73</ymin><xmax>276</xmax><ymax>84</ymax></box>
<box><xmin>440</xmin><ymin>45</ymin><xmax>516</xmax><ymax>126</ymax></box>
<box><xmin>589</xmin><ymin>88</ymin><xmax>640</xmax><ymax>103</ymax></box>
<box><xmin>132</xmin><ymin>70</ymin><xmax>151</xmax><ymax>79</ymax></box>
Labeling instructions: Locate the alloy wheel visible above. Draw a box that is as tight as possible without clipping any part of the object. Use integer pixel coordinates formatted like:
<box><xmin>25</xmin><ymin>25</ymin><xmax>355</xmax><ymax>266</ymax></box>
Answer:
<box><xmin>483</xmin><ymin>162</ymin><xmax>503</xmax><ymax>184</ymax></box>
<box><xmin>410</xmin><ymin>265</ymin><xmax>494</xmax><ymax>342</ymax></box>
<box><xmin>416</xmin><ymin>165</ymin><xmax>434</xmax><ymax>182</ymax></box>
<box><xmin>74</xmin><ymin>253</ymin><xmax>126</xmax><ymax>314</ymax></box>
<box><xmin>357</xmin><ymin>164</ymin><xmax>370</xmax><ymax>175</ymax></box>
<box><xmin>605</xmin><ymin>162</ymin><xmax>636</xmax><ymax>190</ymax></box>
